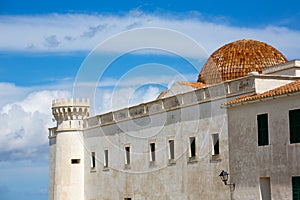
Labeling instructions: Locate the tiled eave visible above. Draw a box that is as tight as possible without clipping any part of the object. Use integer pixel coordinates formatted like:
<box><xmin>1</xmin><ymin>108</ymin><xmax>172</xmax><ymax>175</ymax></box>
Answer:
<box><xmin>224</xmin><ymin>80</ymin><xmax>300</xmax><ymax>108</ymax></box>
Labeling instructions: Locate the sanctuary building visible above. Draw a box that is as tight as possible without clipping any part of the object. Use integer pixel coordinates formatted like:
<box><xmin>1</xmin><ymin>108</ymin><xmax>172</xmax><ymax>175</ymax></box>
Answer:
<box><xmin>48</xmin><ymin>39</ymin><xmax>300</xmax><ymax>200</ymax></box>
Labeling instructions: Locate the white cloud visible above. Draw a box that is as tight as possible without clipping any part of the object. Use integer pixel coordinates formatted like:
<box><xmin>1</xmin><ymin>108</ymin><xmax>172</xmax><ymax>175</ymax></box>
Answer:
<box><xmin>1</xmin><ymin>11</ymin><xmax>299</xmax><ymax>162</ymax></box>
<box><xmin>0</xmin><ymin>89</ymin><xmax>70</xmax><ymax>161</ymax></box>
<box><xmin>95</xmin><ymin>86</ymin><xmax>161</xmax><ymax>114</ymax></box>
<box><xmin>0</xmin><ymin>73</ymin><xmax>177</xmax><ymax>161</ymax></box>
<box><xmin>0</xmin><ymin>13</ymin><xmax>299</xmax><ymax>58</ymax></box>
<box><xmin>90</xmin><ymin>72</ymin><xmax>195</xmax><ymax>113</ymax></box>
<box><xmin>140</xmin><ymin>86</ymin><xmax>161</xmax><ymax>102</ymax></box>
<box><xmin>0</xmin><ymin>82</ymin><xmax>74</xmax><ymax>108</ymax></box>
<box><xmin>0</xmin><ymin>83</ymin><xmax>31</xmax><ymax>108</ymax></box>
<box><xmin>0</xmin><ymin>70</ymin><xmax>192</xmax><ymax>161</ymax></box>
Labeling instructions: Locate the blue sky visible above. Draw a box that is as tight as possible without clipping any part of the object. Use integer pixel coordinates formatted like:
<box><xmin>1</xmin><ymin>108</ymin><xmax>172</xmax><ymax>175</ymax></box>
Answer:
<box><xmin>0</xmin><ymin>0</ymin><xmax>300</xmax><ymax>199</ymax></box>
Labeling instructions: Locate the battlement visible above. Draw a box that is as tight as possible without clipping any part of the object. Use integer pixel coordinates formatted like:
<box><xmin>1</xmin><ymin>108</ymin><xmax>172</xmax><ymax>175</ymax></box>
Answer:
<box><xmin>52</xmin><ymin>98</ymin><xmax>90</xmax><ymax>131</ymax></box>
<box><xmin>52</xmin><ymin>98</ymin><xmax>90</xmax><ymax>108</ymax></box>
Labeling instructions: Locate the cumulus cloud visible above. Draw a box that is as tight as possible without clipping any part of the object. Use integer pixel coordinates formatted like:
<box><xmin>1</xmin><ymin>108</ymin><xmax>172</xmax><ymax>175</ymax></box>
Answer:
<box><xmin>0</xmin><ymin>70</ymin><xmax>190</xmax><ymax>162</ymax></box>
<box><xmin>0</xmin><ymin>13</ymin><xmax>299</xmax><ymax>58</ymax></box>
<box><xmin>0</xmin><ymin>74</ymin><xmax>173</xmax><ymax>162</ymax></box>
<box><xmin>0</xmin><ymin>89</ymin><xmax>70</xmax><ymax>161</ymax></box>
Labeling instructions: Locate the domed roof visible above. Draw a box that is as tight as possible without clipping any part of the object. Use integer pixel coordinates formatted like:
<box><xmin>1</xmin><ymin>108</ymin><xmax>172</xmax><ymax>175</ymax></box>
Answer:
<box><xmin>197</xmin><ymin>39</ymin><xmax>288</xmax><ymax>84</ymax></box>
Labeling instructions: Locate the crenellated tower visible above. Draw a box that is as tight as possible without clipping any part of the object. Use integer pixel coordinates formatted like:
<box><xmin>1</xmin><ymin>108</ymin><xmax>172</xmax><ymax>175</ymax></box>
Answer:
<box><xmin>52</xmin><ymin>98</ymin><xmax>90</xmax><ymax>131</ymax></box>
<box><xmin>49</xmin><ymin>98</ymin><xmax>90</xmax><ymax>200</ymax></box>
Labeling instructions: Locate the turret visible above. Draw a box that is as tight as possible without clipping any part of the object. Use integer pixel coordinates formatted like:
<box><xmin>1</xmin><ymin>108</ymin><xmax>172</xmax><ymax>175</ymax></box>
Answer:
<box><xmin>52</xmin><ymin>98</ymin><xmax>90</xmax><ymax>131</ymax></box>
<box><xmin>49</xmin><ymin>98</ymin><xmax>90</xmax><ymax>200</ymax></box>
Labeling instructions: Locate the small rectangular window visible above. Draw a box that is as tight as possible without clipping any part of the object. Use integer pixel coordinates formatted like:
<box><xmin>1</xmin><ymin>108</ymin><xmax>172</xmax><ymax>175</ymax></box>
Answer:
<box><xmin>71</xmin><ymin>159</ymin><xmax>80</xmax><ymax>164</ymax></box>
<box><xmin>212</xmin><ymin>134</ymin><xmax>220</xmax><ymax>155</ymax></box>
<box><xmin>149</xmin><ymin>142</ymin><xmax>156</xmax><ymax>162</ymax></box>
<box><xmin>168</xmin><ymin>139</ymin><xmax>175</xmax><ymax>160</ymax></box>
<box><xmin>91</xmin><ymin>152</ymin><xmax>96</xmax><ymax>168</ymax></box>
<box><xmin>289</xmin><ymin>109</ymin><xmax>300</xmax><ymax>144</ymax></box>
<box><xmin>189</xmin><ymin>137</ymin><xmax>196</xmax><ymax>158</ymax></box>
<box><xmin>104</xmin><ymin>149</ymin><xmax>108</xmax><ymax>168</ymax></box>
<box><xmin>125</xmin><ymin>146</ymin><xmax>130</xmax><ymax>165</ymax></box>
<box><xmin>124</xmin><ymin>198</ymin><xmax>132</xmax><ymax>200</ymax></box>
<box><xmin>293</xmin><ymin>176</ymin><xmax>300</xmax><ymax>200</ymax></box>
<box><xmin>257</xmin><ymin>113</ymin><xmax>269</xmax><ymax>146</ymax></box>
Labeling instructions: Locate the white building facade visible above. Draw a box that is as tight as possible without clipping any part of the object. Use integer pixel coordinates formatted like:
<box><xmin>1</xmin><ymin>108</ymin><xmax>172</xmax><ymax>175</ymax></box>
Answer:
<box><xmin>226</xmin><ymin>78</ymin><xmax>300</xmax><ymax>200</ymax></box>
<box><xmin>48</xmin><ymin>39</ymin><xmax>300</xmax><ymax>200</ymax></box>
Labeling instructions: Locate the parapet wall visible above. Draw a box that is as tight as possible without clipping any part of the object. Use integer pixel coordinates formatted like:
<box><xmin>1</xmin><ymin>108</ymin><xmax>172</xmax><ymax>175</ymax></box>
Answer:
<box><xmin>262</xmin><ymin>60</ymin><xmax>300</xmax><ymax>75</ymax></box>
<box><xmin>85</xmin><ymin>74</ymin><xmax>300</xmax><ymax>128</ymax></box>
<box><xmin>52</xmin><ymin>98</ymin><xmax>90</xmax><ymax>108</ymax></box>
<box><xmin>86</xmin><ymin>75</ymin><xmax>260</xmax><ymax>128</ymax></box>
<box><xmin>51</xmin><ymin>98</ymin><xmax>90</xmax><ymax>131</ymax></box>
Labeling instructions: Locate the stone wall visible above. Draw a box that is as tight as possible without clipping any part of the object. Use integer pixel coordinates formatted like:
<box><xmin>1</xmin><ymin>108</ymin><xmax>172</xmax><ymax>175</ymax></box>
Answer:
<box><xmin>83</xmin><ymin>100</ymin><xmax>231</xmax><ymax>200</ymax></box>
<box><xmin>228</xmin><ymin>94</ymin><xmax>300</xmax><ymax>200</ymax></box>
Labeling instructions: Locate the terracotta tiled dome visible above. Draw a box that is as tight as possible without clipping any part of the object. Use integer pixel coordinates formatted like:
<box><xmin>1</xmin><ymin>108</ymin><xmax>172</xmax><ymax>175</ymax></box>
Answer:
<box><xmin>197</xmin><ymin>39</ymin><xmax>288</xmax><ymax>84</ymax></box>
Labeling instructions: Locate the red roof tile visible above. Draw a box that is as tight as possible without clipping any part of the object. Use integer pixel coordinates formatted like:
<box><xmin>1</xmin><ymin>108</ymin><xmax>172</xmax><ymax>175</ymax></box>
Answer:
<box><xmin>198</xmin><ymin>39</ymin><xmax>288</xmax><ymax>84</ymax></box>
<box><xmin>178</xmin><ymin>81</ymin><xmax>206</xmax><ymax>88</ymax></box>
